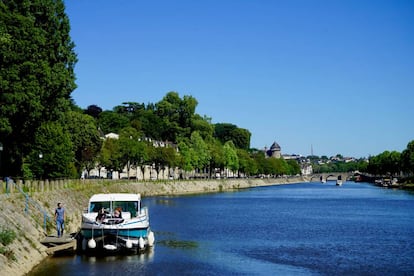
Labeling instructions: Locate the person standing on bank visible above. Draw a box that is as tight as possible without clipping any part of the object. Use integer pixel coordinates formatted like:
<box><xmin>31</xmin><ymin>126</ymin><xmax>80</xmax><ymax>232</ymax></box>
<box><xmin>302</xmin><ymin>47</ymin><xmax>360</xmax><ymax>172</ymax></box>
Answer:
<box><xmin>54</xmin><ymin>203</ymin><xmax>65</xmax><ymax>238</ymax></box>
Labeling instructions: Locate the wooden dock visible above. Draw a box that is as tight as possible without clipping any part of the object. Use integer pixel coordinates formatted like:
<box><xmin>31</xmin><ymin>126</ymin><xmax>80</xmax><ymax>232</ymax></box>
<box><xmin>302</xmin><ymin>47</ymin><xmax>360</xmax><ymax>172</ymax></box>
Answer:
<box><xmin>40</xmin><ymin>233</ymin><xmax>78</xmax><ymax>255</ymax></box>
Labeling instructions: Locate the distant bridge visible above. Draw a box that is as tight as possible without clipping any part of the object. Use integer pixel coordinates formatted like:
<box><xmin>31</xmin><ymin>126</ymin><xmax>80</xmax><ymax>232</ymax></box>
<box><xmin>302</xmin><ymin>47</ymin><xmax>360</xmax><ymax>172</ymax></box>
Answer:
<box><xmin>309</xmin><ymin>172</ymin><xmax>355</xmax><ymax>182</ymax></box>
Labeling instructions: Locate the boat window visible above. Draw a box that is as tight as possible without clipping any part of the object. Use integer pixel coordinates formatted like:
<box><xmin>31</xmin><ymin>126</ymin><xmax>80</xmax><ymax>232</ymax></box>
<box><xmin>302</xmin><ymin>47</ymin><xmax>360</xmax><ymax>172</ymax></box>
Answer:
<box><xmin>90</xmin><ymin>201</ymin><xmax>110</xmax><ymax>212</ymax></box>
<box><xmin>112</xmin><ymin>201</ymin><xmax>138</xmax><ymax>217</ymax></box>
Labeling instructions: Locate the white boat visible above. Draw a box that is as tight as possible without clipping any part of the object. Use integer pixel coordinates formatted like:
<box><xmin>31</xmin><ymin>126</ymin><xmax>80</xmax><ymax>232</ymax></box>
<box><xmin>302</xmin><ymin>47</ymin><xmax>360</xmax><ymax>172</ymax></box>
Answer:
<box><xmin>336</xmin><ymin>175</ymin><xmax>343</xmax><ymax>186</ymax></box>
<box><xmin>80</xmin><ymin>193</ymin><xmax>155</xmax><ymax>253</ymax></box>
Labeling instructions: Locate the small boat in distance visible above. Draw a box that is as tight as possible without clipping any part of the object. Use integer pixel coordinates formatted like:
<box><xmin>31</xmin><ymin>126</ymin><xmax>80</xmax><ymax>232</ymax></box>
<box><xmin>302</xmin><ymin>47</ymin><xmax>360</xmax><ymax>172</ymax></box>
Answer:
<box><xmin>336</xmin><ymin>175</ymin><xmax>343</xmax><ymax>186</ymax></box>
<box><xmin>80</xmin><ymin>193</ymin><xmax>154</xmax><ymax>254</ymax></box>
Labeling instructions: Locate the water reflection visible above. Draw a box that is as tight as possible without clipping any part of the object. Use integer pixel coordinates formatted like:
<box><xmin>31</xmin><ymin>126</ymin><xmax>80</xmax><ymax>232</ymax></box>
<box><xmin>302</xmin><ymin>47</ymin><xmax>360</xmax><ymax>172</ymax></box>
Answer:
<box><xmin>30</xmin><ymin>249</ymin><xmax>156</xmax><ymax>276</ymax></box>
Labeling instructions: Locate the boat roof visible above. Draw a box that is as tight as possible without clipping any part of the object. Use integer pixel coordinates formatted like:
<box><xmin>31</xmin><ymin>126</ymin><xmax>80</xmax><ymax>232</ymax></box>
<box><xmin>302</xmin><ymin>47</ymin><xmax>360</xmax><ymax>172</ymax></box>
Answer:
<box><xmin>89</xmin><ymin>193</ymin><xmax>141</xmax><ymax>202</ymax></box>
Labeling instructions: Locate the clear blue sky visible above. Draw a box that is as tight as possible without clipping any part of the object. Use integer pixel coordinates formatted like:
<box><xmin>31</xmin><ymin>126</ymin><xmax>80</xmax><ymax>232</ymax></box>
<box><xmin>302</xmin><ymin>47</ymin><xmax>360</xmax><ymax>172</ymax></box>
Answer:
<box><xmin>65</xmin><ymin>0</ymin><xmax>414</xmax><ymax>158</ymax></box>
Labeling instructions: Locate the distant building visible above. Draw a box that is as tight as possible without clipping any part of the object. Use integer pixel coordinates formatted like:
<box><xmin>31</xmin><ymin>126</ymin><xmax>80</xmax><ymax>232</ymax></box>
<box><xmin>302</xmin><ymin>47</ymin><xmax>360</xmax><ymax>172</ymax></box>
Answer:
<box><xmin>265</xmin><ymin>141</ymin><xmax>282</xmax><ymax>159</ymax></box>
<box><xmin>105</xmin><ymin>133</ymin><xmax>119</xmax><ymax>139</ymax></box>
<box><xmin>283</xmin><ymin>154</ymin><xmax>302</xmax><ymax>160</ymax></box>
<box><xmin>301</xmin><ymin>164</ymin><xmax>313</xmax><ymax>175</ymax></box>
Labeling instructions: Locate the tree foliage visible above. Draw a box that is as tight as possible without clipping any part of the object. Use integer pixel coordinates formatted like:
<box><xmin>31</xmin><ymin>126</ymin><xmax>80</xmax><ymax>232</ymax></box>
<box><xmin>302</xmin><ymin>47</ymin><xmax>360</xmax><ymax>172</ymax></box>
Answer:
<box><xmin>99</xmin><ymin>138</ymin><xmax>122</xmax><ymax>178</ymax></box>
<box><xmin>214</xmin><ymin>123</ymin><xmax>251</xmax><ymax>149</ymax></box>
<box><xmin>63</xmin><ymin>111</ymin><xmax>102</xmax><ymax>174</ymax></box>
<box><xmin>98</xmin><ymin>111</ymin><xmax>130</xmax><ymax>134</ymax></box>
<box><xmin>28</xmin><ymin>122</ymin><xmax>74</xmax><ymax>179</ymax></box>
<box><xmin>402</xmin><ymin>140</ymin><xmax>414</xmax><ymax>175</ymax></box>
<box><xmin>118</xmin><ymin>127</ymin><xmax>143</xmax><ymax>178</ymax></box>
<box><xmin>0</xmin><ymin>0</ymin><xmax>77</xmax><ymax>176</ymax></box>
<box><xmin>223</xmin><ymin>141</ymin><xmax>239</xmax><ymax>174</ymax></box>
<box><xmin>189</xmin><ymin>131</ymin><xmax>210</xmax><ymax>173</ymax></box>
<box><xmin>368</xmin><ymin>151</ymin><xmax>401</xmax><ymax>176</ymax></box>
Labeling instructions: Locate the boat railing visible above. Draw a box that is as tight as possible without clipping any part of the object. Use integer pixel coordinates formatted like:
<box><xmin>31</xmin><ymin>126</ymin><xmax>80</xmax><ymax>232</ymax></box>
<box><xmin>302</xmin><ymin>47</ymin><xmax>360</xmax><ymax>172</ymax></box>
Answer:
<box><xmin>140</xmin><ymin>206</ymin><xmax>149</xmax><ymax>219</ymax></box>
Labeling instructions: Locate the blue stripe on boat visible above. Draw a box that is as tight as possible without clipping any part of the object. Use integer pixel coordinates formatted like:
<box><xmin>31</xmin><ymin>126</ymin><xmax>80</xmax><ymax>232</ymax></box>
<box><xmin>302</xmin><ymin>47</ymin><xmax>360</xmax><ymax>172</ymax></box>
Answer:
<box><xmin>81</xmin><ymin>228</ymin><xmax>149</xmax><ymax>239</ymax></box>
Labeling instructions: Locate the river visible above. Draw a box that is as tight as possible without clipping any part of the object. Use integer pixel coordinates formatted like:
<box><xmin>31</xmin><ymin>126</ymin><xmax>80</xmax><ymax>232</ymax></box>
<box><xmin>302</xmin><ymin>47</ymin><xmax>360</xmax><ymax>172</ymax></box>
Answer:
<box><xmin>29</xmin><ymin>182</ymin><xmax>414</xmax><ymax>275</ymax></box>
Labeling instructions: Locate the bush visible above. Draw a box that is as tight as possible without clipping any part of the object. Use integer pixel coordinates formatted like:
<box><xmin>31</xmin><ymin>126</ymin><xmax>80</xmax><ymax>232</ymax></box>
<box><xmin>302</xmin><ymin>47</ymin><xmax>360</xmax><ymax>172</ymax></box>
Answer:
<box><xmin>0</xmin><ymin>246</ymin><xmax>16</xmax><ymax>261</ymax></box>
<box><xmin>0</xmin><ymin>227</ymin><xmax>16</xmax><ymax>246</ymax></box>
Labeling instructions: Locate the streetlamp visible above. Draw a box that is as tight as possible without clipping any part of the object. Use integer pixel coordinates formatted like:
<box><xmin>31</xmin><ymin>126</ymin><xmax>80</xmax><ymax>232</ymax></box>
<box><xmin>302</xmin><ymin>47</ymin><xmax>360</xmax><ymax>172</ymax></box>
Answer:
<box><xmin>39</xmin><ymin>152</ymin><xmax>43</xmax><ymax>179</ymax></box>
<box><xmin>0</xmin><ymin>142</ymin><xmax>3</xmax><ymax>177</ymax></box>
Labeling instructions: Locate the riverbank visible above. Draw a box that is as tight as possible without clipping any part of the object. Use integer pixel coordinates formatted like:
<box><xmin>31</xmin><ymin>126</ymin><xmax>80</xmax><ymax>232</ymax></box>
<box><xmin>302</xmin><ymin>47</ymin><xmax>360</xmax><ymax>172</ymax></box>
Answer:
<box><xmin>0</xmin><ymin>176</ymin><xmax>305</xmax><ymax>276</ymax></box>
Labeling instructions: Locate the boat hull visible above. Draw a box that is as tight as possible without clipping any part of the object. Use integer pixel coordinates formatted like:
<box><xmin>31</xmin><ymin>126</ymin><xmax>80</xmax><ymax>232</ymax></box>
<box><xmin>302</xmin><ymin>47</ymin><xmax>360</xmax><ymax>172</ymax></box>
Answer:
<box><xmin>81</xmin><ymin>227</ymin><xmax>150</xmax><ymax>239</ymax></box>
<box><xmin>80</xmin><ymin>223</ymin><xmax>153</xmax><ymax>252</ymax></box>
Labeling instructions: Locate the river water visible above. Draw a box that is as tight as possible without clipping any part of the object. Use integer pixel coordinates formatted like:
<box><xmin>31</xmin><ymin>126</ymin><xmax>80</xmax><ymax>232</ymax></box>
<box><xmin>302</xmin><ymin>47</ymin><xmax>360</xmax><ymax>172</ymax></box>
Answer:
<box><xmin>29</xmin><ymin>182</ymin><xmax>414</xmax><ymax>275</ymax></box>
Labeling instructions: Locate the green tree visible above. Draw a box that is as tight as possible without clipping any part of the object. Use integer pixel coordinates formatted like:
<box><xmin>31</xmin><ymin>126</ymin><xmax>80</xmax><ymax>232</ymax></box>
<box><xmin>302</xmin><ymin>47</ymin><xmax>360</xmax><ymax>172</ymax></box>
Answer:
<box><xmin>143</xmin><ymin>143</ymin><xmax>158</xmax><ymax>180</ymax></box>
<box><xmin>267</xmin><ymin>158</ymin><xmax>289</xmax><ymax>176</ymax></box>
<box><xmin>118</xmin><ymin>127</ymin><xmax>142</xmax><ymax>179</ymax></box>
<box><xmin>155</xmin><ymin>91</ymin><xmax>198</xmax><ymax>141</ymax></box>
<box><xmin>237</xmin><ymin>149</ymin><xmax>257</xmax><ymax>177</ymax></box>
<box><xmin>84</xmin><ymin>105</ymin><xmax>103</xmax><ymax>119</ymax></box>
<box><xmin>252</xmin><ymin>151</ymin><xmax>274</xmax><ymax>176</ymax></box>
<box><xmin>214</xmin><ymin>123</ymin><xmax>236</xmax><ymax>143</ymax></box>
<box><xmin>286</xmin><ymin>159</ymin><xmax>301</xmax><ymax>175</ymax></box>
<box><xmin>0</xmin><ymin>0</ymin><xmax>77</xmax><ymax>176</ymax></box>
<box><xmin>207</xmin><ymin>139</ymin><xmax>225</xmax><ymax>178</ymax></box>
<box><xmin>63</xmin><ymin>111</ymin><xmax>102</xmax><ymax>175</ymax></box>
<box><xmin>223</xmin><ymin>141</ymin><xmax>239</xmax><ymax>176</ymax></box>
<box><xmin>98</xmin><ymin>111</ymin><xmax>129</xmax><ymax>134</ymax></box>
<box><xmin>139</xmin><ymin>107</ymin><xmax>164</xmax><ymax>140</ymax></box>
<box><xmin>114</xmin><ymin>102</ymin><xmax>144</xmax><ymax>118</ymax></box>
<box><xmin>368</xmin><ymin>151</ymin><xmax>401</xmax><ymax>176</ymax></box>
<box><xmin>229</xmin><ymin>127</ymin><xmax>251</xmax><ymax>150</ymax></box>
<box><xmin>214</xmin><ymin>123</ymin><xmax>251</xmax><ymax>149</ymax></box>
<box><xmin>99</xmin><ymin>138</ymin><xmax>122</xmax><ymax>179</ymax></box>
<box><xmin>135</xmin><ymin>142</ymin><xmax>156</xmax><ymax>180</ymax></box>
<box><xmin>177</xmin><ymin>138</ymin><xmax>195</xmax><ymax>178</ymax></box>
<box><xmin>387</xmin><ymin>151</ymin><xmax>401</xmax><ymax>176</ymax></box>
<box><xmin>402</xmin><ymin>140</ymin><xmax>414</xmax><ymax>175</ymax></box>
<box><xmin>152</xmin><ymin>146</ymin><xmax>177</xmax><ymax>179</ymax></box>
<box><xmin>191</xmin><ymin>114</ymin><xmax>214</xmax><ymax>140</ymax></box>
<box><xmin>28</xmin><ymin>122</ymin><xmax>74</xmax><ymax>179</ymax></box>
<box><xmin>190</xmin><ymin>131</ymin><xmax>211</xmax><ymax>177</ymax></box>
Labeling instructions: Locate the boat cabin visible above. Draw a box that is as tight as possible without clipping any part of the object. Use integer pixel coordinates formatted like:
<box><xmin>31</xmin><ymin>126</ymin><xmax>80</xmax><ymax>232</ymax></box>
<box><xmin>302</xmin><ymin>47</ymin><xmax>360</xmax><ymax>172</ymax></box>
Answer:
<box><xmin>87</xmin><ymin>193</ymin><xmax>141</xmax><ymax>219</ymax></box>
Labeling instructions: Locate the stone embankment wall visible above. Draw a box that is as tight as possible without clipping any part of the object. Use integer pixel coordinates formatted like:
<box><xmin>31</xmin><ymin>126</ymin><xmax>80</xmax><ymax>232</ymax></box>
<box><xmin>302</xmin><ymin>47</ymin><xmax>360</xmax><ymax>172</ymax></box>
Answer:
<box><xmin>0</xmin><ymin>176</ymin><xmax>305</xmax><ymax>275</ymax></box>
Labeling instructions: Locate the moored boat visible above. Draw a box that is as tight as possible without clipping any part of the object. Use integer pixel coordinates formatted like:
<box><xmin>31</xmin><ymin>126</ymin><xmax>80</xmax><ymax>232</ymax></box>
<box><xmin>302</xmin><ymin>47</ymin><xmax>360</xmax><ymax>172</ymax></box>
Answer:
<box><xmin>336</xmin><ymin>175</ymin><xmax>343</xmax><ymax>186</ymax></box>
<box><xmin>80</xmin><ymin>193</ymin><xmax>154</xmax><ymax>253</ymax></box>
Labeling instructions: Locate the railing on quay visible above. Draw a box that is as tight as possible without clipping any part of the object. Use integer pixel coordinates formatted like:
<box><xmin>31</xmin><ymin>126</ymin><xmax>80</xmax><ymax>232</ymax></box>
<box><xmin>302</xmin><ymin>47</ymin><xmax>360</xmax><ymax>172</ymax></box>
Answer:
<box><xmin>0</xmin><ymin>178</ymin><xmax>108</xmax><ymax>232</ymax></box>
<box><xmin>0</xmin><ymin>178</ymin><xmax>107</xmax><ymax>194</ymax></box>
<box><xmin>1</xmin><ymin>179</ymin><xmax>51</xmax><ymax>232</ymax></box>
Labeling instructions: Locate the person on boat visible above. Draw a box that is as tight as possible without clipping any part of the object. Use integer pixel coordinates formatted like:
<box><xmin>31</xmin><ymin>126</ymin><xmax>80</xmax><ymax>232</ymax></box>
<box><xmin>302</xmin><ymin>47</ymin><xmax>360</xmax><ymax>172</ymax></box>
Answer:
<box><xmin>114</xmin><ymin>207</ymin><xmax>122</xmax><ymax>219</ymax></box>
<box><xmin>96</xmin><ymin>208</ymin><xmax>106</xmax><ymax>223</ymax></box>
<box><xmin>54</xmin><ymin>202</ymin><xmax>65</xmax><ymax>238</ymax></box>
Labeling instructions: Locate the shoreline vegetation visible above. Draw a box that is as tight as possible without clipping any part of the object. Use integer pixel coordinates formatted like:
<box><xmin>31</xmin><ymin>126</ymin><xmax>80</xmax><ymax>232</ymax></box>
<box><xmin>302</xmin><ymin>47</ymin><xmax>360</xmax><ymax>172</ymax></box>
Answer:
<box><xmin>0</xmin><ymin>177</ymin><xmax>305</xmax><ymax>276</ymax></box>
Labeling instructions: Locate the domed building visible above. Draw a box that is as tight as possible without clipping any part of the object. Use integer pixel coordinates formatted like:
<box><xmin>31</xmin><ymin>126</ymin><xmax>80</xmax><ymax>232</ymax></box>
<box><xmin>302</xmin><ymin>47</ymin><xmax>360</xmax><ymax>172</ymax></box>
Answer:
<box><xmin>266</xmin><ymin>141</ymin><xmax>282</xmax><ymax>159</ymax></box>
